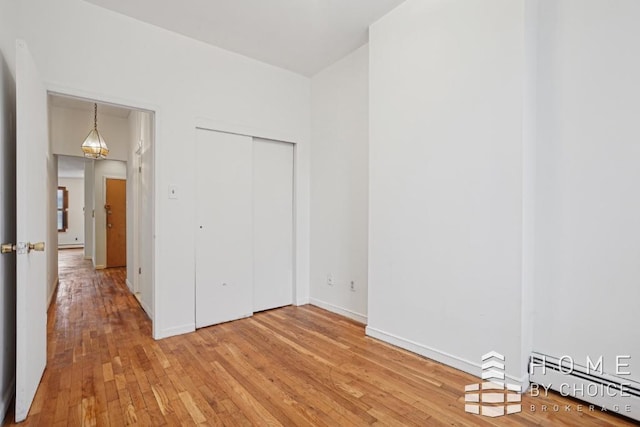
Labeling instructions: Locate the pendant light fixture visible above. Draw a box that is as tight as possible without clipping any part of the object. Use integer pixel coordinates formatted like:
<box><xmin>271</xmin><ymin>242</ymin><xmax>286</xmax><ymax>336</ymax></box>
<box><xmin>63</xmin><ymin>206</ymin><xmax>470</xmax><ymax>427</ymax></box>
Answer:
<box><xmin>81</xmin><ymin>103</ymin><xmax>109</xmax><ymax>159</ymax></box>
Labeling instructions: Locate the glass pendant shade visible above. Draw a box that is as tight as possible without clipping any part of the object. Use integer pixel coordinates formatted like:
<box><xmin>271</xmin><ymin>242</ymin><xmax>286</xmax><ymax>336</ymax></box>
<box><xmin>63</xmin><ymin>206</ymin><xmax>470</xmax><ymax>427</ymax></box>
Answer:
<box><xmin>81</xmin><ymin>129</ymin><xmax>109</xmax><ymax>159</ymax></box>
<box><xmin>81</xmin><ymin>103</ymin><xmax>109</xmax><ymax>159</ymax></box>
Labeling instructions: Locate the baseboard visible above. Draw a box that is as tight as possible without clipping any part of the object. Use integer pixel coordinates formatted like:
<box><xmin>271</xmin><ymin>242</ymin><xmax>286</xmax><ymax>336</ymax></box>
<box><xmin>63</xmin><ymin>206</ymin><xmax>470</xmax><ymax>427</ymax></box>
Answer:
<box><xmin>94</xmin><ymin>265</ymin><xmax>106</xmax><ymax>270</ymax></box>
<box><xmin>58</xmin><ymin>244</ymin><xmax>84</xmax><ymax>249</ymax></box>
<box><xmin>155</xmin><ymin>323</ymin><xmax>195</xmax><ymax>340</ymax></box>
<box><xmin>294</xmin><ymin>297</ymin><xmax>309</xmax><ymax>306</ymax></box>
<box><xmin>125</xmin><ymin>278</ymin><xmax>133</xmax><ymax>292</ymax></box>
<box><xmin>48</xmin><ymin>276</ymin><xmax>59</xmax><ymax>309</ymax></box>
<box><xmin>309</xmin><ymin>298</ymin><xmax>367</xmax><ymax>324</ymax></box>
<box><xmin>365</xmin><ymin>326</ymin><xmax>527</xmax><ymax>388</ymax></box>
<box><xmin>140</xmin><ymin>298</ymin><xmax>153</xmax><ymax>320</ymax></box>
<box><xmin>84</xmin><ymin>256</ymin><xmax>91</xmax><ymax>260</ymax></box>
<box><xmin>0</xmin><ymin>376</ymin><xmax>15</xmax><ymax>424</ymax></box>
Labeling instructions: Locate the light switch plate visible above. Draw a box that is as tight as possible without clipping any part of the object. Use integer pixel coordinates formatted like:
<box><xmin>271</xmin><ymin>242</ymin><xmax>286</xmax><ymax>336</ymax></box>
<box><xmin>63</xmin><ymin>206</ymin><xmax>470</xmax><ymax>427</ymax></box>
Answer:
<box><xmin>168</xmin><ymin>185</ymin><xmax>178</xmax><ymax>199</ymax></box>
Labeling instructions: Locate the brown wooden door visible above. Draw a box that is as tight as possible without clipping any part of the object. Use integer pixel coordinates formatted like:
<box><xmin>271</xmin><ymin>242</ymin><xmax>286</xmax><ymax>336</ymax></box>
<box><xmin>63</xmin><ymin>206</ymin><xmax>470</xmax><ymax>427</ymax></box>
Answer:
<box><xmin>106</xmin><ymin>178</ymin><xmax>126</xmax><ymax>267</ymax></box>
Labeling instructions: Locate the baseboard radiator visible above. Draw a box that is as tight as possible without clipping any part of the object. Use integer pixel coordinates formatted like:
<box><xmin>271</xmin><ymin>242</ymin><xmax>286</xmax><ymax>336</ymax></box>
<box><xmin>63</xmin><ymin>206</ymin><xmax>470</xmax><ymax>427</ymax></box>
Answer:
<box><xmin>529</xmin><ymin>352</ymin><xmax>640</xmax><ymax>422</ymax></box>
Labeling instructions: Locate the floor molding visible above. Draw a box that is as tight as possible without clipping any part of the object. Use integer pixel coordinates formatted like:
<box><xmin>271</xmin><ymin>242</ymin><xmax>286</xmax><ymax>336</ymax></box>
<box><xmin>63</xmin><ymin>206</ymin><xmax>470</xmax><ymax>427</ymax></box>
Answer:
<box><xmin>139</xmin><ymin>297</ymin><xmax>153</xmax><ymax>320</ymax></box>
<box><xmin>294</xmin><ymin>297</ymin><xmax>309</xmax><ymax>306</ymax></box>
<box><xmin>47</xmin><ymin>276</ymin><xmax>59</xmax><ymax>309</ymax></box>
<box><xmin>365</xmin><ymin>326</ymin><xmax>527</xmax><ymax>387</ymax></box>
<box><xmin>58</xmin><ymin>245</ymin><xmax>84</xmax><ymax>250</ymax></box>
<box><xmin>309</xmin><ymin>298</ymin><xmax>367</xmax><ymax>324</ymax></box>
<box><xmin>156</xmin><ymin>323</ymin><xmax>195</xmax><ymax>340</ymax></box>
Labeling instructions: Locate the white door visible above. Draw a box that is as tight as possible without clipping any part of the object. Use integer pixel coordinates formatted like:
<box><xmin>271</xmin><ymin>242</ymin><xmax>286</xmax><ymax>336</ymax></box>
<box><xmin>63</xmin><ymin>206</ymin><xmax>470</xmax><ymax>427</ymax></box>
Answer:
<box><xmin>195</xmin><ymin>129</ymin><xmax>253</xmax><ymax>328</ymax></box>
<box><xmin>15</xmin><ymin>40</ymin><xmax>48</xmax><ymax>422</ymax></box>
<box><xmin>253</xmin><ymin>138</ymin><xmax>293</xmax><ymax>312</ymax></box>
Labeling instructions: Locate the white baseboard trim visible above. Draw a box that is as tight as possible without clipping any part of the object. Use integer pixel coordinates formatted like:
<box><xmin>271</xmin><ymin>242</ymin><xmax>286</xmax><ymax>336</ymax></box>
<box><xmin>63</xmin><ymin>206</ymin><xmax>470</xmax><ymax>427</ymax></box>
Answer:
<box><xmin>0</xmin><ymin>376</ymin><xmax>15</xmax><ymax>424</ymax></box>
<box><xmin>58</xmin><ymin>244</ymin><xmax>84</xmax><ymax>249</ymax></box>
<box><xmin>48</xmin><ymin>276</ymin><xmax>59</xmax><ymax>308</ymax></box>
<box><xmin>140</xmin><ymin>299</ymin><xmax>153</xmax><ymax>320</ymax></box>
<box><xmin>94</xmin><ymin>265</ymin><xmax>106</xmax><ymax>270</ymax></box>
<box><xmin>84</xmin><ymin>256</ymin><xmax>92</xmax><ymax>260</ymax></box>
<box><xmin>155</xmin><ymin>323</ymin><xmax>195</xmax><ymax>340</ymax></box>
<box><xmin>365</xmin><ymin>326</ymin><xmax>527</xmax><ymax>387</ymax></box>
<box><xmin>309</xmin><ymin>298</ymin><xmax>367</xmax><ymax>324</ymax></box>
<box><xmin>294</xmin><ymin>297</ymin><xmax>309</xmax><ymax>306</ymax></box>
<box><xmin>125</xmin><ymin>278</ymin><xmax>133</xmax><ymax>292</ymax></box>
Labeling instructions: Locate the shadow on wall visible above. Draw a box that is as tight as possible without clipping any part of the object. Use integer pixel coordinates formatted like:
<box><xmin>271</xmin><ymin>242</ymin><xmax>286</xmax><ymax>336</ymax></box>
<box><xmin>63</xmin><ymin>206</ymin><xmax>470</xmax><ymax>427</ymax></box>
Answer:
<box><xmin>0</xmin><ymin>50</ymin><xmax>17</xmax><ymax>420</ymax></box>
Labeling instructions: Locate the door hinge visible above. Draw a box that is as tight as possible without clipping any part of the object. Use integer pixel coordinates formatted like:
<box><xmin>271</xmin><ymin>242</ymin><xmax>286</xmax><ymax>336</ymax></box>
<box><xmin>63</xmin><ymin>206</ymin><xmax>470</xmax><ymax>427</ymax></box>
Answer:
<box><xmin>139</xmin><ymin>267</ymin><xmax>142</xmax><ymax>274</ymax></box>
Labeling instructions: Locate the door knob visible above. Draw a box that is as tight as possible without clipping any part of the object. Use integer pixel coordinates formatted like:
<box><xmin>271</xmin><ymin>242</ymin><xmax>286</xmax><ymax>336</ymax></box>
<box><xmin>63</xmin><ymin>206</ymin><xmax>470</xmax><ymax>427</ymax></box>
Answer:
<box><xmin>2</xmin><ymin>242</ymin><xmax>44</xmax><ymax>254</ymax></box>
<box><xmin>1</xmin><ymin>243</ymin><xmax>15</xmax><ymax>254</ymax></box>
<box><xmin>29</xmin><ymin>242</ymin><xmax>45</xmax><ymax>252</ymax></box>
<box><xmin>108</xmin><ymin>223</ymin><xmax>112</xmax><ymax>228</ymax></box>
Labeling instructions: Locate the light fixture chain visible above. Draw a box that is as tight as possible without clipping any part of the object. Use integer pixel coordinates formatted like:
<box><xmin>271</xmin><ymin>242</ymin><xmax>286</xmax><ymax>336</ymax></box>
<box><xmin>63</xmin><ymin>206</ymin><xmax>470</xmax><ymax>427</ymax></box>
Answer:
<box><xmin>94</xmin><ymin>103</ymin><xmax>98</xmax><ymax>130</ymax></box>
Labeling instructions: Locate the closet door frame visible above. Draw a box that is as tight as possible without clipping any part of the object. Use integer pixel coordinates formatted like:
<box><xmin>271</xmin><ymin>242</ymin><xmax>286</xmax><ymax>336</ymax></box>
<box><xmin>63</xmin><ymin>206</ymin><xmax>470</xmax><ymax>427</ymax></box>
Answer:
<box><xmin>194</xmin><ymin>122</ymin><xmax>300</xmax><ymax>327</ymax></box>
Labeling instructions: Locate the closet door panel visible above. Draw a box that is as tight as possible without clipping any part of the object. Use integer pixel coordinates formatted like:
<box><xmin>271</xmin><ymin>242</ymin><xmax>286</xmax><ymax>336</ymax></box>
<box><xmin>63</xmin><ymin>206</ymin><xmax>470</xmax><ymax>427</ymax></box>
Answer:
<box><xmin>195</xmin><ymin>129</ymin><xmax>253</xmax><ymax>328</ymax></box>
<box><xmin>253</xmin><ymin>138</ymin><xmax>294</xmax><ymax>312</ymax></box>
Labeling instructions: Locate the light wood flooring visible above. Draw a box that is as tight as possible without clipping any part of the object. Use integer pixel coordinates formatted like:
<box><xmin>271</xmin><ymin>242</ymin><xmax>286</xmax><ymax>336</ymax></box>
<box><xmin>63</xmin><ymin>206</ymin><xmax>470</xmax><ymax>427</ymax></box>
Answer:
<box><xmin>3</xmin><ymin>249</ymin><xmax>635</xmax><ymax>426</ymax></box>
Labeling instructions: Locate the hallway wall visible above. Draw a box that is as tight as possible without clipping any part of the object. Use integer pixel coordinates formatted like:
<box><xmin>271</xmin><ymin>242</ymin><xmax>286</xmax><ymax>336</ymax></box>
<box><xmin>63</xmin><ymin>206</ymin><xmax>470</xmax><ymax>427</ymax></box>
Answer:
<box><xmin>57</xmin><ymin>177</ymin><xmax>84</xmax><ymax>248</ymax></box>
<box><xmin>126</xmin><ymin>110</ymin><xmax>153</xmax><ymax>317</ymax></box>
<box><xmin>50</xmin><ymin>104</ymin><xmax>129</xmax><ymax>162</ymax></box>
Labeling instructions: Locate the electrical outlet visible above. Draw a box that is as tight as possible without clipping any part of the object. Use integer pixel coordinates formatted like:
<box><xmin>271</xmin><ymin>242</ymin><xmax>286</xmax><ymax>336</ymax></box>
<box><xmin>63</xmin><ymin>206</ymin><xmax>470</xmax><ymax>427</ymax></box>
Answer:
<box><xmin>327</xmin><ymin>274</ymin><xmax>334</xmax><ymax>286</ymax></box>
<box><xmin>350</xmin><ymin>280</ymin><xmax>356</xmax><ymax>292</ymax></box>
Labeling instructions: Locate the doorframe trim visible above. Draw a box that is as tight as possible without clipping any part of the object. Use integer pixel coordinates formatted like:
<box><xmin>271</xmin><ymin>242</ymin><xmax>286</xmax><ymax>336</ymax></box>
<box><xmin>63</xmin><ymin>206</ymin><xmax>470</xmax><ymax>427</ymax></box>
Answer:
<box><xmin>45</xmin><ymin>82</ymin><xmax>160</xmax><ymax>339</ymax></box>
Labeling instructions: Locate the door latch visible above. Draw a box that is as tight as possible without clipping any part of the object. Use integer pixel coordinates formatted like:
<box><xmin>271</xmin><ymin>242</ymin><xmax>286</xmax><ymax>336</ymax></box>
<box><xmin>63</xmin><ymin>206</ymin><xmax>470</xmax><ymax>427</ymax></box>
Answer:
<box><xmin>1</xmin><ymin>243</ymin><xmax>15</xmax><ymax>254</ymax></box>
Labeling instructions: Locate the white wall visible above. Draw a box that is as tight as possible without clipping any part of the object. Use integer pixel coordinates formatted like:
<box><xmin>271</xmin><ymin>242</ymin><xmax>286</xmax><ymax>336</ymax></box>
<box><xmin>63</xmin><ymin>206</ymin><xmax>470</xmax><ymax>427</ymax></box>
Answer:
<box><xmin>127</xmin><ymin>109</ymin><xmax>153</xmax><ymax>317</ymax></box>
<box><xmin>57</xmin><ymin>177</ymin><xmax>84</xmax><ymax>247</ymax></box>
<box><xmin>84</xmin><ymin>161</ymin><xmax>94</xmax><ymax>259</ymax></box>
<box><xmin>126</xmin><ymin>113</ymin><xmax>137</xmax><ymax>291</ymax></box>
<box><xmin>368</xmin><ymin>0</ymin><xmax>527</xmax><ymax>381</ymax></box>
<box><xmin>310</xmin><ymin>45</ymin><xmax>369</xmax><ymax>323</ymax></box>
<box><xmin>92</xmin><ymin>160</ymin><xmax>126</xmax><ymax>269</ymax></box>
<box><xmin>534</xmin><ymin>0</ymin><xmax>640</xmax><ymax>379</ymax></box>
<box><xmin>4</xmin><ymin>0</ymin><xmax>311</xmax><ymax>338</ymax></box>
<box><xmin>46</xmin><ymin>153</ymin><xmax>58</xmax><ymax>305</ymax></box>
<box><xmin>50</xmin><ymin>104</ymin><xmax>129</xmax><ymax>161</ymax></box>
<box><xmin>0</xmin><ymin>1</ymin><xmax>17</xmax><ymax>418</ymax></box>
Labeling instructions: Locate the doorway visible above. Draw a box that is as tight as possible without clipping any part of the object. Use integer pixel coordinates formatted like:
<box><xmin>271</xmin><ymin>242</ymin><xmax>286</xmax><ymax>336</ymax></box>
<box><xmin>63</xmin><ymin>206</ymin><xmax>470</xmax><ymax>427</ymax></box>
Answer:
<box><xmin>49</xmin><ymin>93</ymin><xmax>155</xmax><ymax>323</ymax></box>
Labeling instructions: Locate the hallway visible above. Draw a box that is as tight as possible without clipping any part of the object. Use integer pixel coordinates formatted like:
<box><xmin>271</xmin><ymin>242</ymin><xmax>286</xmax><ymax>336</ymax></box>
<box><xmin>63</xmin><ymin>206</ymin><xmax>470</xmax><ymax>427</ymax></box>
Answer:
<box><xmin>3</xmin><ymin>250</ymin><xmax>636</xmax><ymax>426</ymax></box>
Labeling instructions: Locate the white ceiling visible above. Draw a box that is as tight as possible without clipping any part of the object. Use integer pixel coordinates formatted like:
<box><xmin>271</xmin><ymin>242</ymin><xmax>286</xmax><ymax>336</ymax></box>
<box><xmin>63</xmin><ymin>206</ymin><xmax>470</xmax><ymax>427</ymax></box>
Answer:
<box><xmin>84</xmin><ymin>0</ymin><xmax>405</xmax><ymax>76</ymax></box>
<box><xmin>50</xmin><ymin>95</ymin><xmax>132</xmax><ymax>118</ymax></box>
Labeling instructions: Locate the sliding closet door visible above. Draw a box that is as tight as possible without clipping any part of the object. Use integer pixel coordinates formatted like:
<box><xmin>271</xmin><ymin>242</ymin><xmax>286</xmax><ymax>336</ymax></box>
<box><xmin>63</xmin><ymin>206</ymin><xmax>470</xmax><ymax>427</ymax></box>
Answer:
<box><xmin>253</xmin><ymin>138</ymin><xmax>294</xmax><ymax>312</ymax></box>
<box><xmin>195</xmin><ymin>129</ymin><xmax>253</xmax><ymax>328</ymax></box>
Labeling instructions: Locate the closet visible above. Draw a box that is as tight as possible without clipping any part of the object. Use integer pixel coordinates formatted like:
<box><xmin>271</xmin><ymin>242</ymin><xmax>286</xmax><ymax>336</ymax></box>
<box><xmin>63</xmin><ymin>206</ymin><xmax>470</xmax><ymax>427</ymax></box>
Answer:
<box><xmin>195</xmin><ymin>129</ymin><xmax>293</xmax><ymax>328</ymax></box>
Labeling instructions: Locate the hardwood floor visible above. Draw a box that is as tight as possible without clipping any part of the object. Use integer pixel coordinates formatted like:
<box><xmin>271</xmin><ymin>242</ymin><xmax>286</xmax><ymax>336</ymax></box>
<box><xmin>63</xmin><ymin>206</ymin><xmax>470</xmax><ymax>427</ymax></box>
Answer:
<box><xmin>3</xmin><ymin>249</ymin><xmax>636</xmax><ymax>425</ymax></box>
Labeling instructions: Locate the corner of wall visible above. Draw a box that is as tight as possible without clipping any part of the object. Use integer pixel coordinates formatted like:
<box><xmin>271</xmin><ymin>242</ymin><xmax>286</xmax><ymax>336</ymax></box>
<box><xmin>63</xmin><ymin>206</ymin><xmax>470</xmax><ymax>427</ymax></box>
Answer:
<box><xmin>47</xmin><ymin>276</ymin><xmax>59</xmax><ymax>309</ymax></box>
<box><xmin>309</xmin><ymin>298</ymin><xmax>367</xmax><ymax>324</ymax></box>
<box><xmin>155</xmin><ymin>324</ymin><xmax>195</xmax><ymax>340</ymax></box>
<box><xmin>0</xmin><ymin>376</ymin><xmax>15</xmax><ymax>424</ymax></box>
